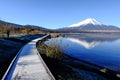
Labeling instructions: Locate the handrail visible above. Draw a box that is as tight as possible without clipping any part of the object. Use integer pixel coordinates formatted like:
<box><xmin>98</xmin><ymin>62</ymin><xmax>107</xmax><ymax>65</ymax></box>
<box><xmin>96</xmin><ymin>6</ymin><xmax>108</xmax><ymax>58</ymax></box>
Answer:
<box><xmin>2</xmin><ymin>34</ymin><xmax>55</xmax><ymax>80</ymax></box>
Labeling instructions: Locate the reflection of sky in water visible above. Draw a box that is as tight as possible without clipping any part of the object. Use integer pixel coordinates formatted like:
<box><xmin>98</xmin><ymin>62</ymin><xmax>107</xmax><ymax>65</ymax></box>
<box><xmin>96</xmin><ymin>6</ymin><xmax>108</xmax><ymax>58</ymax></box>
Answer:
<box><xmin>46</xmin><ymin>34</ymin><xmax>120</xmax><ymax>72</ymax></box>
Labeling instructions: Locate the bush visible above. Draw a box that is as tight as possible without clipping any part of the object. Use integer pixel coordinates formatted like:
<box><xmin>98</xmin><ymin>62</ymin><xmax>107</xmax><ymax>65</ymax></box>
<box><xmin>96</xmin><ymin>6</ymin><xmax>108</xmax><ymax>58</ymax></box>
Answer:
<box><xmin>51</xmin><ymin>34</ymin><xmax>60</xmax><ymax>38</ymax></box>
<box><xmin>51</xmin><ymin>34</ymin><xmax>65</xmax><ymax>38</ymax></box>
<box><xmin>37</xmin><ymin>38</ymin><xmax>67</xmax><ymax>60</ymax></box>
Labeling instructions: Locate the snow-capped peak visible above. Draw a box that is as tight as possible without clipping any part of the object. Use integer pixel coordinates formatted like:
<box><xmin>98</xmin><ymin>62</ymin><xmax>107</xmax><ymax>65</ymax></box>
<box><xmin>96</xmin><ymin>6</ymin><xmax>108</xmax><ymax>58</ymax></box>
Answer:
<box><xmin>68</xmin><ymin>18</ymin><xmax>103</xmax><ymax>27</ymax></box>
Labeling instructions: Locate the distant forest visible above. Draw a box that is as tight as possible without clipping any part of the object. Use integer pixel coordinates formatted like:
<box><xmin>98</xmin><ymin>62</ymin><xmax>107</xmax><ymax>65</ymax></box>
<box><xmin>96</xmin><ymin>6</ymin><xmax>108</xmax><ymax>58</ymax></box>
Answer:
<box><xmin>0</xmin><ymin>20</ymin><xmax>51</xmax><ymax>37</ymax></box>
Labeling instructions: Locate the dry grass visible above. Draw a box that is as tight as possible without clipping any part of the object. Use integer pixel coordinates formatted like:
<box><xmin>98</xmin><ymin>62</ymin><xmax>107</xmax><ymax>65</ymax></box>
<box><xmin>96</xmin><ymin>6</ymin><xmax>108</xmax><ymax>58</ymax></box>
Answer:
<box><xmin>51</xmin><ymin>34</ymin><xmax>64</xmax><ymax>38</ymax></box>
<box><xmin>51</xmin><ymin>34</ymin><xmax>60</xmax><ymax>38</ymax></box>
<box><xmin>37</xmin><ymin>39</ymin><xmax>66</xmax><ymax>60</ymax></box>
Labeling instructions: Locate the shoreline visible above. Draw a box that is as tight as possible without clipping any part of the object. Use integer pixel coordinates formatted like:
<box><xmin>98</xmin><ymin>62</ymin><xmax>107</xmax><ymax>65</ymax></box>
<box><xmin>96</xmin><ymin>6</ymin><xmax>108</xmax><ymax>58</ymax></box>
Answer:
<box><xmin>63</xmin><ymin>53</ymin><xmax>120</xmax><ymax>80</ymax></box>
<box><xmin>37</xmin><ymin>35</ymin><xmax>120</xmax><ymax>80</ymax></box>
<box><xmin>40</xmin><ymin>52</ymin><xmax>120</xmax><ymax>80</ymax></box>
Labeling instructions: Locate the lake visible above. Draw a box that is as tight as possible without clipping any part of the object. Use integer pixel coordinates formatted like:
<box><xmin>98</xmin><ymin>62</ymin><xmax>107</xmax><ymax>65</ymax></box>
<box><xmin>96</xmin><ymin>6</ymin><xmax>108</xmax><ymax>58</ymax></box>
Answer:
<box><xmin>46</xmin><ymin>33</ymin><xmax>120</xmax><ymax>73</ymax></box>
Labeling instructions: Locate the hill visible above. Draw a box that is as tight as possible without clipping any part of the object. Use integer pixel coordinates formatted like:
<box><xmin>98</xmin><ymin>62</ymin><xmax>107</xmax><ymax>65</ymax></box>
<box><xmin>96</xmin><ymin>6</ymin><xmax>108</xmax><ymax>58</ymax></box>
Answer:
<box><xmin>0</xmin><ymin>20</ymin><xmax>50</xmax><ymax>36</ymax></box>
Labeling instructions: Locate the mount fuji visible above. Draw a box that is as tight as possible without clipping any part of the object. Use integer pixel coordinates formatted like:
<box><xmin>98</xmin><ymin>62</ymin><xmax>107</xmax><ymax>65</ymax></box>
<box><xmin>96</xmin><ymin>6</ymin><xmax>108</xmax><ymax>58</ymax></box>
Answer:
<box><xmin>68</xmin><ymin>18</ymin><xmax>103</xmax><ymax>27</ymax></box>
<box><xmin>58</xmin><ymin>18</ymin><xmax>120</xmax><ymax>33</ymax></box>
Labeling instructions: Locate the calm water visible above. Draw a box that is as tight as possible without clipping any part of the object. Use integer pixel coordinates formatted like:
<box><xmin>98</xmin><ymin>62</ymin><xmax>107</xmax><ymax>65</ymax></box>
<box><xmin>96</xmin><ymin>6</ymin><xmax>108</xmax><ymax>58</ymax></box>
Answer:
<box><xmin>46</xmin><ymin>33</ymin><xmax>120</xmax><ymax>72</ymax></box>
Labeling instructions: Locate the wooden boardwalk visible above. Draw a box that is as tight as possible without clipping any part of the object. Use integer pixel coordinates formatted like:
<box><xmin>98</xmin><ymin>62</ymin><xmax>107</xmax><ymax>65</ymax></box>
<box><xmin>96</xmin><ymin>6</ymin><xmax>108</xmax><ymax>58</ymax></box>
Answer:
<box><xmin>3</xmin><ymin>35</ymin><xmax>55</xmax><ymax>80</ymax></box>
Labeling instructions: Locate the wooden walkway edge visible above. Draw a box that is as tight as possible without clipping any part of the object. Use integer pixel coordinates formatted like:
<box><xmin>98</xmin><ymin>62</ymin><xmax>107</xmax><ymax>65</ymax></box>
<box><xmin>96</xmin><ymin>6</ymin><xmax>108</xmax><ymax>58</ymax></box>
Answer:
<box><xmin>2</xmin><ymin>34</ymin><xmax>55</xmax><ymax>80</ymax></box>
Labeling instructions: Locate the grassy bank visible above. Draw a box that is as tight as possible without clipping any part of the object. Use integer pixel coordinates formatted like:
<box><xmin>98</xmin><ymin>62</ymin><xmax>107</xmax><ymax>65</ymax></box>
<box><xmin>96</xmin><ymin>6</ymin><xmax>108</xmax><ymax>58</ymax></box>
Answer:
<box><xmin>37</xmin><ymin>38</ymin><xmax>120</xmax><ymax>80</ymax></box>
<box><xmin>37</xmin><ymin>41</ymin><xmax>78</xmax><ymax>79</ymax></box>
<box><xmin>37</xmin><ymin>40</ymin><xmax>115</xmax><ymax>80</ymax></box>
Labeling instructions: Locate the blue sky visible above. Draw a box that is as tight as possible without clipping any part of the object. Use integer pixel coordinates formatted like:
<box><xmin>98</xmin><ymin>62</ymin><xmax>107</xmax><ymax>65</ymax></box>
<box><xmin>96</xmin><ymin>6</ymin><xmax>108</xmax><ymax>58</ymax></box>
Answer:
<box><xmin>0</xmin><ymin>0</ymin><xmax>120</xmax><ymax>29</ymax></box>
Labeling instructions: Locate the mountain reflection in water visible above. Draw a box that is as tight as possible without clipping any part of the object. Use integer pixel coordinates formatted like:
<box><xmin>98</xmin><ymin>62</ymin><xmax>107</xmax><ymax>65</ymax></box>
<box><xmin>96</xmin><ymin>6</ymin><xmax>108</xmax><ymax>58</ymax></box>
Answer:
<box><xmin>67</xmin><ymin>38</ymin><xmax>102</xmax><ymax>49</ymax></box>
<box><xmin>46</xmin><ymin>33</ymin><xmax>120</xmax><ymax>72</ymax></box>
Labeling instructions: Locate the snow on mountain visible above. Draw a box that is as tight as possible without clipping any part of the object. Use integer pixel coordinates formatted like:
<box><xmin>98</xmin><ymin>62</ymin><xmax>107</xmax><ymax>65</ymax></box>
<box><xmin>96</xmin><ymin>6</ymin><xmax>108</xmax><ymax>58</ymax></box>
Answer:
<box><xmin>68</xmin><ymin>18</ymin><xmax>103</xmax><ymax>27</ymax></box>
<box><xmin>57</xmin><ymin>18</ymin><xmax>120</xmax><ymax>32</ymax></box>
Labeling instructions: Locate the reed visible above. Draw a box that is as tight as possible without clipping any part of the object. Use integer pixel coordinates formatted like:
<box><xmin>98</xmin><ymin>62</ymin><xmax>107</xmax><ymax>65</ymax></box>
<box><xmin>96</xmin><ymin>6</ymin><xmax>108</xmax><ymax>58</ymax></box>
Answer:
<box><xmin>51</xmin><ymin>34</ymin><xmax>64</xmax><ymax>38</ymax></box>
<box><xmin>37</xmin><ymin>38</ymin><xmax>66</xmax><ymax>60</ymax></box>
